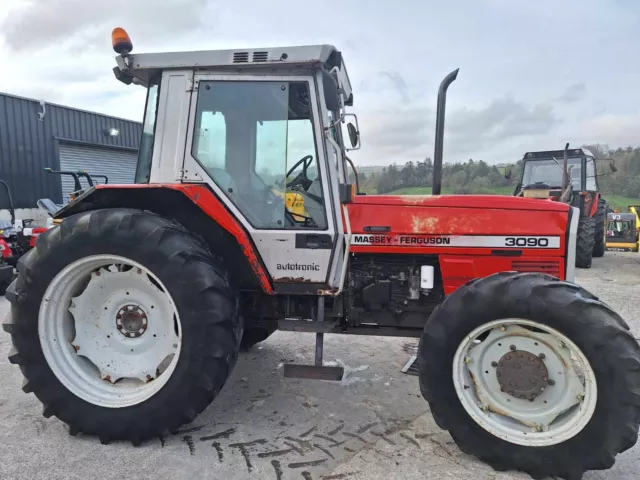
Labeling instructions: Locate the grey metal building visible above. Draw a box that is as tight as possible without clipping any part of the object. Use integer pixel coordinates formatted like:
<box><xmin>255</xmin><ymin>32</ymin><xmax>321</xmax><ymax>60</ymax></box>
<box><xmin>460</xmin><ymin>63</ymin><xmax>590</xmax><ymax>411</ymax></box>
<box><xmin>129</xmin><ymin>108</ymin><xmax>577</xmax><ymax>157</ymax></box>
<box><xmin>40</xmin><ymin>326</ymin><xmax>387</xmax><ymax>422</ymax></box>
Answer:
<box><xmin>0</xmin><ymin>92</ymin><xmax>142</xmax><ymax>210</ymax></box>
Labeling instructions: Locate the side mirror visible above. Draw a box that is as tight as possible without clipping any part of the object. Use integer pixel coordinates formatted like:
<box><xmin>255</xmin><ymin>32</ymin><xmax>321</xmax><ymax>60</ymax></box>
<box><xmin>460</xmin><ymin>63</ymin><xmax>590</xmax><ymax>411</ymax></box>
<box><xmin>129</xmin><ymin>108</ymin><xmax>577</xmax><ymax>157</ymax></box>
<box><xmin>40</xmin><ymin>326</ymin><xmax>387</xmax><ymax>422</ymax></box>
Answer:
<box><xmin>347</xmin><ymin>123</ymin><xmax>359</xmax><ymax>148</ymax></box>
<box><xmin>504</xmin><ymin>169</ymin><xmax>512</xmax><ymax>180</ymax></box>
<box><xmin>321</xmin><ymin>70</ymin><xmax>340</xmax><ymax>112</ymax></box>
<box><xmin>610</xmin><ymin>159</ymin><xmax>618</xmax><ymax>173</ymax></box>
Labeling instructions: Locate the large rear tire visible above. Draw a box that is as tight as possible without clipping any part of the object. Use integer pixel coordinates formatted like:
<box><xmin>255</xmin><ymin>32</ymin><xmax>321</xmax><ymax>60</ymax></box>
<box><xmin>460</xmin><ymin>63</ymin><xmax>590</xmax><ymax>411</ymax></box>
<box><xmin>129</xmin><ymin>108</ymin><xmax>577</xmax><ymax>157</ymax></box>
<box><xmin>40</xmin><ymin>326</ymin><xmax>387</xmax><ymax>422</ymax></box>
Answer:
<box><xmin>592</xmin><ymin>198</ymin><xmax>606</xmax><ymax>258</ymax></box>
<box><xmin>418</xmin><ymin>272</ymin><xmax>640</xmax><ymax>480</ymax></box>
<box><xmin>2</xmin><ymin>209</ymin><xmax>241</xmax><ymax>444</ymax></box>
<box><xmin>576</xmin><ymin>217</ymin><xmax>595</xmax><ymax>268</ymax></box>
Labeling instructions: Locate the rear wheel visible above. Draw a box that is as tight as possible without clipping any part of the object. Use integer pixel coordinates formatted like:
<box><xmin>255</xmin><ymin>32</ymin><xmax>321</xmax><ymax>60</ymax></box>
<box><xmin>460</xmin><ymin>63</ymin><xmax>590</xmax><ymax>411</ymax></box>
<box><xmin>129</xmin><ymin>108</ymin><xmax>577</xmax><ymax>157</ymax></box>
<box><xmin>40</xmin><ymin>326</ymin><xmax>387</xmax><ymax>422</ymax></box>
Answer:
<box><xmin>419</xmin><ymin>272</ymin><xmax>640</xmax><ymax>480</ymax></box>
<box><xmin>576</xmin><ymin>217</ymin><xmax>595</xmax><ymax>268</ymax></box>
<box><xmin>592</xmin><ymin>199</ymin><xmax>606</xmax><ymax>258</ymax></box>
<box><xmin>2</xmin><ymin>209</ymin><xmax>241</xmax><ymax>444</ymax></box>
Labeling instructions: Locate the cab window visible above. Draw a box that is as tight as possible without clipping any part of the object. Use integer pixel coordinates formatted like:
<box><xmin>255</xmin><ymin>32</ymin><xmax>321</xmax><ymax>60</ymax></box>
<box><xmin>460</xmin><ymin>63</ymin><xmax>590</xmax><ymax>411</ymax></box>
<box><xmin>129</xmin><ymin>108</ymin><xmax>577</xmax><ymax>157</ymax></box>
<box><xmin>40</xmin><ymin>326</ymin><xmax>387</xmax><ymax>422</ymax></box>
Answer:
<box><xmin>192</xmin><ymin>81</ymin><xmax>327</xmax><ymax>230</ymax></box>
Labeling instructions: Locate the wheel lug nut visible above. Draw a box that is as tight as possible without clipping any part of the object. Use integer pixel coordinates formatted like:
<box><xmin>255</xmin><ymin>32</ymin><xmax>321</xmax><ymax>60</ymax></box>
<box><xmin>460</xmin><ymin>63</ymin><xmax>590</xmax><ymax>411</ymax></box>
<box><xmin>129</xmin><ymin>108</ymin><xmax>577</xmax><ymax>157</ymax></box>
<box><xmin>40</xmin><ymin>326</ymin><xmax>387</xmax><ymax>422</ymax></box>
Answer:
<box><xmin>509</xmin><ymin>380</ymin><xmax>517</xmax><ymax>387</ymax></box>
<box><xmin>491</xmin><ymin>361</ymin><xmax>498</xmax><ymax>367</ymax></box>
<box><xmin>464</xmin><ymin>357</ymin><xmax>472</xmax><ymax>364</ymax></box>
<box><xmin>548</xmin><ymin>379</ymin><xmax>556</xmax><ymax>386</ymax></box>
<box><xmin>539</xmin><ymin>353</ymin><xmax>545</xmax><ymax>359</ymax></box>
<box><xmin>510</xmin><ymin>345</ymin><xmax>516</xmax><ymax>351</ymax></box>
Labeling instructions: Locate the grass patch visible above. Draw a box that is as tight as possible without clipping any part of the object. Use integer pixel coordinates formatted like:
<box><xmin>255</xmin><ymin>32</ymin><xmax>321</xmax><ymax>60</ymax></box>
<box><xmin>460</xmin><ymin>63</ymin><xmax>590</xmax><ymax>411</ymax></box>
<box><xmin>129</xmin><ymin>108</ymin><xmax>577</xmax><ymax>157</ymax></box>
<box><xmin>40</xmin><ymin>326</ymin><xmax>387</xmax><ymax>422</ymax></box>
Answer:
<box><xmin>385</xmin><ymin>186</ymin><xmax>514</xmax><ymax>196</ymax></box>
<box><xmin>602</xmin><ymin>195</ymin><xmax>640</xmax><ymax>211</ymax></box>
<box><xmin>378</xmin><ymin>187</ymin><xmax>639</xmax><ymax>210</ymax></box>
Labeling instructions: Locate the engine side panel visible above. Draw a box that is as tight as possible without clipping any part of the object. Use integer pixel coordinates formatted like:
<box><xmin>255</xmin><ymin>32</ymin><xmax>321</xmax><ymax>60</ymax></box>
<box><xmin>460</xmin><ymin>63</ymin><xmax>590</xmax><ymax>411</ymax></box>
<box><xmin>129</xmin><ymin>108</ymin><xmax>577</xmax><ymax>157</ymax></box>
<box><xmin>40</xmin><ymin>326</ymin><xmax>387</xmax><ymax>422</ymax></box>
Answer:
<box><xmin>346</xmin><ymin>202</ymin><xmax>569</xmax><ymax>258</ymax></box>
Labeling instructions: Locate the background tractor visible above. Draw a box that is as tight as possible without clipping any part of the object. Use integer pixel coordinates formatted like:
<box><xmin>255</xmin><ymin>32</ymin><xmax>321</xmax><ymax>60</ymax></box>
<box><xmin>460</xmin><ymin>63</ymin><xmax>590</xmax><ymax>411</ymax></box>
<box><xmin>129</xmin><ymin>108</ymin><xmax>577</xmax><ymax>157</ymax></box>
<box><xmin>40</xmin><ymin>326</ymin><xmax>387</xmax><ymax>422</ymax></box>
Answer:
<box><xmin>3</xmin><ymin>28</ymin><xmax>639</xmax><ymax>480</ymax></box>
<box><xmin>606</xmin><ymin>212</ymin><xmax>639</xmax><ymax>252</ymax></box>
<box><xmin>513</xmin><ymin>144</ymin><xmax>609</xmax><ymax>268</ymax></box>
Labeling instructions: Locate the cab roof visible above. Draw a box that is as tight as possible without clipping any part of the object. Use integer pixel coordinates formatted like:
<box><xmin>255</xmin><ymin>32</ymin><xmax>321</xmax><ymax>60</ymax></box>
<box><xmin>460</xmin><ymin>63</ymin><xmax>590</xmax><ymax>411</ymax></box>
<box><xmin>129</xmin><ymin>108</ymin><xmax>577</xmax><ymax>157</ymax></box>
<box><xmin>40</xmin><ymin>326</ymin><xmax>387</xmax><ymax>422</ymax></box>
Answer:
<box><xmin>523</xmin><ymin>148</ymin><xmax>595</xmax><ymax>160</ymax></box>
<box><xmin>115</xmin><ymin>44</ymin><xmax>348</xmax><ymax>86</ymax></box>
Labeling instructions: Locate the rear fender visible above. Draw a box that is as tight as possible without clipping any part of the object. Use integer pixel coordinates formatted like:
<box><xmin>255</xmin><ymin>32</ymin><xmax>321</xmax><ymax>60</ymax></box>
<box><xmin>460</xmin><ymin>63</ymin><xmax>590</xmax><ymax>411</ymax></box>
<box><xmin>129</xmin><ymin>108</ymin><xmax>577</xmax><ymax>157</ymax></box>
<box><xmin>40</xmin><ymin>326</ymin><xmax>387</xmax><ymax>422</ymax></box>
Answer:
<box><xmin>55</xmin><ymin>184</ymin><xmax>273</xmax><ymax>294</ymax></box>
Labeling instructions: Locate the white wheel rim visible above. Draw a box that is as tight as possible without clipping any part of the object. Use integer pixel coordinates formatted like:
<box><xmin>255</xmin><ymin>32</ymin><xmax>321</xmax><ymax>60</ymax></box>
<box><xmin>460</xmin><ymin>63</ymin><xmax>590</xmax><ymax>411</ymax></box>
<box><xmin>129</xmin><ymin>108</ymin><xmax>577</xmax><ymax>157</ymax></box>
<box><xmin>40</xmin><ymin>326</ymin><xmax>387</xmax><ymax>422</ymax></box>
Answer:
<box><xmin>453</xmin><ymin>318</ymin><xmax>597</xmax><ymax>447</ymax></box>
<box><xmin>39</xmin><ymin>255</ymin><xmax>182</xmax><ymax>408</ymax></box>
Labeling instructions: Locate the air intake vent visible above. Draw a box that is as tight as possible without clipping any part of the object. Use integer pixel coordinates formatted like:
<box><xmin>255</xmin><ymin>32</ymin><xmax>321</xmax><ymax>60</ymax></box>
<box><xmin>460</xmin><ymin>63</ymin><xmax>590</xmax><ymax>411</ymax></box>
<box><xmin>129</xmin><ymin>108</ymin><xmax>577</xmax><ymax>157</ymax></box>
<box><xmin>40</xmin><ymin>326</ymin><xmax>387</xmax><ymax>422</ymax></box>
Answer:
<box><xmin>252</xmin><ymin>51</ymin><xmax>268</xmax><ymax>62</ymax></box>
<box><xmin>511</xmin><ymin>260</ymin><xmax>561</xmax><ymax>277</ymax></box>
<box><xmin>233</xmin><ymin>52</ymin><xmax>249</xmax><ymax>63</ymax></box>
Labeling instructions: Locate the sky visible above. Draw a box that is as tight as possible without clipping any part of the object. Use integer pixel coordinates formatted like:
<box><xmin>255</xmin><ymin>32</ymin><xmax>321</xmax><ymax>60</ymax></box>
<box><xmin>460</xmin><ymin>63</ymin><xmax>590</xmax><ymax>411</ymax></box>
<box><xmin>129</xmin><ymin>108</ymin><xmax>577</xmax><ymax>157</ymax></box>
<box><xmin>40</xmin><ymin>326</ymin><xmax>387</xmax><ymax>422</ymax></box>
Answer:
<box><xmin>0</xmin><ymin>0</ymin><xmax>639</xmax><ymax>167</ymax></box>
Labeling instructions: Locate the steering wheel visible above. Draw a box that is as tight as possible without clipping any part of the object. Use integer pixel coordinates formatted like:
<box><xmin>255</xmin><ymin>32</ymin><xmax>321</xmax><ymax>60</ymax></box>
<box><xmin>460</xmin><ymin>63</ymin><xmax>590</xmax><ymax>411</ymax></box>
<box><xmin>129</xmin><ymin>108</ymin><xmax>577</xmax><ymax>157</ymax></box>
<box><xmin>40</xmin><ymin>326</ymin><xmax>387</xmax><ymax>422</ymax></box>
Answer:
<box><xmin>286</xmin><ymin>155</ymin><xmax>314</xmax><ymax>190</ymax></box>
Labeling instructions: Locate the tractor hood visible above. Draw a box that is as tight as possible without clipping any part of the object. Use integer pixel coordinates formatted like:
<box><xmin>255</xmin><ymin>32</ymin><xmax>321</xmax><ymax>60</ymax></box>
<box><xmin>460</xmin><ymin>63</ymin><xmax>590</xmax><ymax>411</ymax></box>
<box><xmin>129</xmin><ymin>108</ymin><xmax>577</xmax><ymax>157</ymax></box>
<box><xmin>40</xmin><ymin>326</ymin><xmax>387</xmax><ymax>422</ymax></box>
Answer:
<box><xmin>346</xmin><ymin>194</ymin><xmax>571</xmax><ymax>256</ymax></box>
<box><xmin>346</xmin><ymin>194</ymin><xmax>575</xmax><ymax>289</ymax></box>
<box><xmin>351</xmin><ymin>194</ymin><xmax>568</xmax><ymax>211</ymax></box>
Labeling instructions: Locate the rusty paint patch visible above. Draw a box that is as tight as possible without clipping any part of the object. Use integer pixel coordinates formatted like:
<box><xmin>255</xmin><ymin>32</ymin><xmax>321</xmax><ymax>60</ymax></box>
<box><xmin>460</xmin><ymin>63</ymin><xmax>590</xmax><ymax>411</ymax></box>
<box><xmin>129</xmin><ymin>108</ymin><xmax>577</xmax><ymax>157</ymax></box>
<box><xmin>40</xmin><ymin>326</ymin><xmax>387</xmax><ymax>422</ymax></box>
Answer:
<box><xmin>397</xmin><ymin>195</ymin><xmax>442</xmax><ymax>205</ymax></box>
<box><xmin>273</xmin><ymin>276</ymin><xmax>309</xmax><ymax>283</ymax></box>
<box><xmin>411</xmin><ymin>215</ymin><xmax>440</xmax><ymax>233</ymax></box>
<box><xmin>317</xmin><ymin>287</ymin><xmax>339</xmax><ymax>296</ymax></box>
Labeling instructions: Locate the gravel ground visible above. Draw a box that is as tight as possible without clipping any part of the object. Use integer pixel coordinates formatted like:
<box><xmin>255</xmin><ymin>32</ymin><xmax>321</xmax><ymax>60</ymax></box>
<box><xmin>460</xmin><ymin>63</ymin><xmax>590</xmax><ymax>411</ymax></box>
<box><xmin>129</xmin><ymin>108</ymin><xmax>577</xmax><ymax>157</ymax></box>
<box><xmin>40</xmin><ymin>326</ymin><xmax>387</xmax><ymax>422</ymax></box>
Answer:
<box><xmin>0</xmin><ymin>253</ymin><xmax>638</xmax><ymax>480</ymax></box>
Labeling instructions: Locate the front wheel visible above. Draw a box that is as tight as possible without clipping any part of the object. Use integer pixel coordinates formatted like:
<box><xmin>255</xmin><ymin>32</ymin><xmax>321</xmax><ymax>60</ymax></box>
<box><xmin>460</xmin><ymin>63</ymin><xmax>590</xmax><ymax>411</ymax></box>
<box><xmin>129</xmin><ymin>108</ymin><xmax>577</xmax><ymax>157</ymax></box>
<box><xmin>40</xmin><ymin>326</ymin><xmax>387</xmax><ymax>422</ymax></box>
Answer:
<box><xmin>3</xmin><ymin>209</ymin><xmax>241</xmax><ymax>444</ymax></box>
<box><xmin>418</xmin><ymin>272</ymin><xmax>640</xmax><ymax>480</ymax></box>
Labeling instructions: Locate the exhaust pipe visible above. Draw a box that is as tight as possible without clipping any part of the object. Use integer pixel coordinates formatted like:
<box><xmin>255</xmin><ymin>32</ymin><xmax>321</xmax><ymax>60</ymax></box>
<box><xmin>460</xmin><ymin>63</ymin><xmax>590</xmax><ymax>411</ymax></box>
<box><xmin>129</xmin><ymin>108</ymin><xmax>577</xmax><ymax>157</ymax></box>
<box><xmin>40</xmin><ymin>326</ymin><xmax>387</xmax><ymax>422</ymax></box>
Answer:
<box><xmin>562</xmin><ymin>142</ymin><xmax>570</xmax><ymax>190</ymax></box>
<box><xmin>0</xmin><ymin>180</ymin><xmax>16</xmax><ymax>226</ymax></box>
<box><xmin>432</xmin><ymin>68</ymin><xmax>459</xmax><ymax>195</ymax></box>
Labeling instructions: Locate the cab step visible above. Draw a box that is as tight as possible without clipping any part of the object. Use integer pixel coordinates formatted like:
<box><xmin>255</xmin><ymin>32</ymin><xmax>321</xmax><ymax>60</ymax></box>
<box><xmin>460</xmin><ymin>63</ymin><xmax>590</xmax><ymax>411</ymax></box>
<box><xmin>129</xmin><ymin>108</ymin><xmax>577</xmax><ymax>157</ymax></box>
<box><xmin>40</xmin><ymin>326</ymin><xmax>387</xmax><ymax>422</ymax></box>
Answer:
<box><xmin>282</xmin><ymin>298</ymin><xmax>344</xmax><ymax>381</ymax></box>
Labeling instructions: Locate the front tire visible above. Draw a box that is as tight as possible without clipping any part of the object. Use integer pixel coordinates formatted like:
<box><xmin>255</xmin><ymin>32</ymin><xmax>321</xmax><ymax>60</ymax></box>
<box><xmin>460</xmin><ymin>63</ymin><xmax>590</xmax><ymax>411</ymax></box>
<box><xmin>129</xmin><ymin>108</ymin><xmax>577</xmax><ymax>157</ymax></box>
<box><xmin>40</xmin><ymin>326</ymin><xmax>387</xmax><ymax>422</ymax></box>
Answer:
<box><xmin>418</xmin><ymin>272</ymin><xmax>640</xmax><ymax>480</ymax></box>
<box><xmin>576</xmin><ymin>217</ymin><xmax>595</xmax><ymax>268</ymax></box>
<box><xmin>2</xmin><ymin>209</ymin><xmax>241</xmax><ymax>444</ymax></box>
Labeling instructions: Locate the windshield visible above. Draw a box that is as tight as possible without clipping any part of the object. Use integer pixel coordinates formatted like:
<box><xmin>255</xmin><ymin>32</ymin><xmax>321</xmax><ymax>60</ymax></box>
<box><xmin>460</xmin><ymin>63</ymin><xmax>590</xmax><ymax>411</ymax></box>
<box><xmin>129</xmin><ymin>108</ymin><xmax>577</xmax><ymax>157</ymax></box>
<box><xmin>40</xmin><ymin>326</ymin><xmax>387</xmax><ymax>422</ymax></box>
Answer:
<box><xmin>522</xmin><ymin>158</ymin><xmax>582</xmax><ymax>189</ymax></box>
<box><xmin>191</xmin><ymin>80</ymin><xmax>327</xmax><ymax>230</ymax></box>
<box><xmin>607</xmin><ymin>220</ymin><xmax>636</xmax><ymax>241</ymax></box>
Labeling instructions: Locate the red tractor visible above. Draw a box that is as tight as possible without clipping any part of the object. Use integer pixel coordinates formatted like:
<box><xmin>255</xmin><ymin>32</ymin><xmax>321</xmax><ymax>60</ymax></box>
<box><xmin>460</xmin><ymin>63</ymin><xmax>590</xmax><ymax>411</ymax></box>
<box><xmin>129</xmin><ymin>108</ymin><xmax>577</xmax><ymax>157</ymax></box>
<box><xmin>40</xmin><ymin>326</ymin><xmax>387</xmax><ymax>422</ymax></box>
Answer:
<box><xmin>3</xmin><ymin>29</ymin><xmax>639</xmax><ymax>480</ymax></box>
<box><xmin>513</xmin><ymin>145</ymin><xmax>609</xmax><ymax>268</ymax></box>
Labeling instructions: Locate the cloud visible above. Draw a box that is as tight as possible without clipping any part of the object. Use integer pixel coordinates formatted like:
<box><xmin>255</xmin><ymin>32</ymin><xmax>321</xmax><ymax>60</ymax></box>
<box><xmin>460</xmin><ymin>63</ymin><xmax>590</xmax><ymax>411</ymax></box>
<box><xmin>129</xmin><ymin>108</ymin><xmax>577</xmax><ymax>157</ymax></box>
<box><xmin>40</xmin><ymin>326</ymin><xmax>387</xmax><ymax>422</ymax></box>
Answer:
<box><xmin>360</xmin><ymin>106</ymin><xmax>432</xmax><ymax>157</ymax></box>
<box><xmin>578</xmin><ymin>113</ymin><xmax>640</xmax><ymax>147</ymax></box>
<box><xmin>557</xmin><ymin>83</ymin><xmax>586</xmax><ymax>103</ymax></box>
<box><xmin>0</xmin><ymin>0</ymin><xmax>210</xmax><ymax>52</ymax></box>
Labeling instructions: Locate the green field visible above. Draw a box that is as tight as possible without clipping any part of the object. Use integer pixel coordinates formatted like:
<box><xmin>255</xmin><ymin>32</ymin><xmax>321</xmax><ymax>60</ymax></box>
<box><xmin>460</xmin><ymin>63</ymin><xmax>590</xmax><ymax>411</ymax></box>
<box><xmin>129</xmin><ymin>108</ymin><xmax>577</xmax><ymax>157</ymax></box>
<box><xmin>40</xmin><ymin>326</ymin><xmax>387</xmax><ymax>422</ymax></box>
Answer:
<box><xmin>380</xmin><ymin>186</ymin><xmax>639</xmax><ymax>210</ymax></box>
<box><xmin>603</xmin><ymin>195</ymin><xmax>640</xmax><ymax>211</ymax></box>
<box><xmin>385</xmin><ymin>186</ymin><xmax>514</xmax><ymax>196</ymax></box>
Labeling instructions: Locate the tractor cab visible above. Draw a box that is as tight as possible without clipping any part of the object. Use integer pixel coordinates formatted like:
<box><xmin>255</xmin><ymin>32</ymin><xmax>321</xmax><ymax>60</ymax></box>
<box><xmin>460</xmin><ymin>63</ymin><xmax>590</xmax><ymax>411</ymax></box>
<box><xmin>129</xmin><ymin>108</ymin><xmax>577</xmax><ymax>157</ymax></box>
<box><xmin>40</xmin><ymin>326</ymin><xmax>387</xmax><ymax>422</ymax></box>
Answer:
<box><xmin>516</xmin><ymin>147</ymin><xmax>599</xmax><ymax>201</ymax></box>
<box><xmin>110</xmin><ymin>31</ymin><xmax>360</xmax><ymax>291</ymax></box>
<box><xmin>514</xmin><ymin>145</ymin><xmax>608</xmax><ymax>268</ymax></box>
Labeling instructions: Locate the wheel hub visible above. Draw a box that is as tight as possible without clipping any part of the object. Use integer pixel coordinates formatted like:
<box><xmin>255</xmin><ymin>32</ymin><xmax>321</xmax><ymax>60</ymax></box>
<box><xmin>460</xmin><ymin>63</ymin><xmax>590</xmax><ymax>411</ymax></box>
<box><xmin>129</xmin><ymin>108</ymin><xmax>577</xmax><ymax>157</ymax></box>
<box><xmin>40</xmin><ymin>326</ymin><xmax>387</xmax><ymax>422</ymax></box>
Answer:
<box><xmin>116</xmin><ymin>305</ymin><xmax>148</xmax><ymax>338</ymax></box>
<box><xmin>496</xmin><ymin>350</ymin><xmax>549</xmax><ymax>401</ymax></box>
<box><xmin>455</xmin><ymin>321</ymin><xmax>594</xmax><ymax>447</ymax></box>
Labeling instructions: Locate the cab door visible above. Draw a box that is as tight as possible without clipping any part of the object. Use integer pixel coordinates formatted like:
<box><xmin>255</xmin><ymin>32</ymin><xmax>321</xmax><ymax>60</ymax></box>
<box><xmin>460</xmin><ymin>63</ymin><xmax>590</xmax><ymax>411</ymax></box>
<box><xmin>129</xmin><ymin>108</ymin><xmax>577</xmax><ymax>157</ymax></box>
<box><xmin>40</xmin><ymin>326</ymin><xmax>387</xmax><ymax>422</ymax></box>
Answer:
<box><xmin>176</xmin><ymin>71</ymin><xmax>347</xmax><ymax>294</ymax></box>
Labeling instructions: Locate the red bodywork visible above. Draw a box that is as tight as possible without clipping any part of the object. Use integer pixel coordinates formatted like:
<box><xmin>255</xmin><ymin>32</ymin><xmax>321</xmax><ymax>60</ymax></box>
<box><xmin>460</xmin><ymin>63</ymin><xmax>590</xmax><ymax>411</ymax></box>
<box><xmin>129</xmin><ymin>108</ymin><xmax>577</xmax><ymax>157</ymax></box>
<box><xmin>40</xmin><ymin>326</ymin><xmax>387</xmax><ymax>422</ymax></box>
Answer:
<box><xmin>347</xmin><ymin>195</ymin><xmax>569</xmax><ymax>294</ymax></box>
<box><xmin>28</xmin><ymin>227</ymin><xmax>49</xmax><ymax>248</ymax></box>
<box><xmin>0</xmin><ymin>238</ymin><xmax>10</xmax><ymax>259</ymax></box>
<box><xmin>88</xmin><ymin>185</ymin><xmax>570</xmax><ymax>296</ymax></box>
<box><xmin>94</xmin><ymin>184</ymin><xmax>274</xmax><ymax>294</ymax></box>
